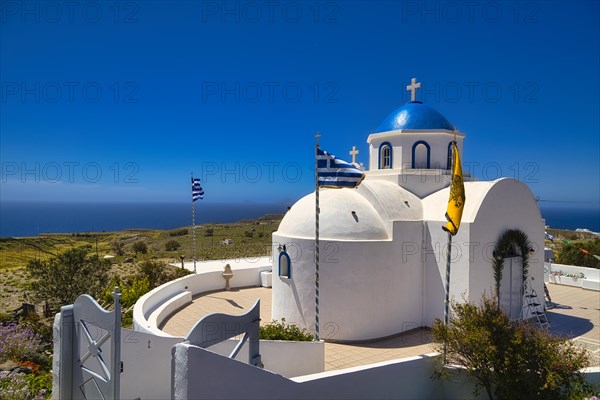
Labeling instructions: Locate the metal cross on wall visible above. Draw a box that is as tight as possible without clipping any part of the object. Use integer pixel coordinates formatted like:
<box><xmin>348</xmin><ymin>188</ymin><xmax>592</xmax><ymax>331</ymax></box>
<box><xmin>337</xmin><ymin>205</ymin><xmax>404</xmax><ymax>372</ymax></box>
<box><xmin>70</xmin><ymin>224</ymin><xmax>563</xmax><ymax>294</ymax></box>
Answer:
<box><xmin>406</xmin><ymin>77</ymin><xmax>421</xmax><ymax>101</ymax></box>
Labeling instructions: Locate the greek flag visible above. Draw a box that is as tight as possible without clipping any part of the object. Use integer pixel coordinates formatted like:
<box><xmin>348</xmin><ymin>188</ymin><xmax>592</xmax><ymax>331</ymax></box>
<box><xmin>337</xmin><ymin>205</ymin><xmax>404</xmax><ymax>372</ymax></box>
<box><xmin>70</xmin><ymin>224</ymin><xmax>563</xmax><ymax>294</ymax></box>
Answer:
<box><xmin>192</xmin><ymin>178</ymin><xmax>204</xmax><ymax>201</ymax></box>
<box><xmin>317</xmin><ymin>148</ymin><xmax>365</xmax><ymax>188</ymax></box>
<box><xmin>545</xmin><ymin>231</ymin><xmax>554</xmax><ymax>242</ymax></box>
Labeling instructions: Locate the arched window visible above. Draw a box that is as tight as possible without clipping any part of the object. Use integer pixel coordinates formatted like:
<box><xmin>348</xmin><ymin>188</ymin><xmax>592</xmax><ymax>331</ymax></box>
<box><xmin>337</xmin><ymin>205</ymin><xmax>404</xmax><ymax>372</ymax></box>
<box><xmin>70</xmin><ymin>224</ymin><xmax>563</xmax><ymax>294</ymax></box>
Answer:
<box><xmin>278</xmin><ymin>246</ymin><xmax>291</xmax><ymax>279</ymax></box>
<box><xmin>411</xmin><ymin>141</ymin><xmax>431</xmax><ymax>169</ymax></box>
<box><xmin>447</xmin><ymin>142</ymin><xmax>454</xmax><ymax>170</ymax></box>
<box><xmin>379</xmin><ymin>142</ymin><xmax>392</xmax><ymax>169</ymax></box>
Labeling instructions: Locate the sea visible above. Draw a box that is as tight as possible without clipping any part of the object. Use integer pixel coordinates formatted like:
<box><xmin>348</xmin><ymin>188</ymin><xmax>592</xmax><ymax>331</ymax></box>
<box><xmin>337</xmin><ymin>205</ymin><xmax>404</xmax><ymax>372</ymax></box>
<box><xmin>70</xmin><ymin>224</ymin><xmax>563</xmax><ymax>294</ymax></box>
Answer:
<box><xmin>0</xmin><ymin>202</ymin><xmax>290</xmax><ymax>237</ymax></box>
<box><xmin>0</xmin><ymin>202</ymin><xmax>598</xmax><ymax>237</ymax></box>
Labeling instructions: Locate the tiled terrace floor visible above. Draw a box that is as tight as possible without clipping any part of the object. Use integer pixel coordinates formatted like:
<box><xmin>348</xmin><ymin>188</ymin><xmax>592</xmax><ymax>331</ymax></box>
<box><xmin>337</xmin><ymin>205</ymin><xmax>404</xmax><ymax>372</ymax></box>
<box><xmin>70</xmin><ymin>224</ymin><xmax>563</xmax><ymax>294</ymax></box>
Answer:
<box><xmin>160</xmin><ymin>282</ymin><xmax>600</xmax><ymax>371</ymax></box>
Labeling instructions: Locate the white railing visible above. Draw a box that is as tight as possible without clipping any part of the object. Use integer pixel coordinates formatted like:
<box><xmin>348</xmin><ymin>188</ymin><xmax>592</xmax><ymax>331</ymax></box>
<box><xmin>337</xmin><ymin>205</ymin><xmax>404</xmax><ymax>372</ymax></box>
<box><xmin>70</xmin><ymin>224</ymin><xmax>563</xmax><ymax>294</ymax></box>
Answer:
<box><xmin>545</xmin><ymin>262</ymin><xmax>600</xmax><ymax>291</ymax></box>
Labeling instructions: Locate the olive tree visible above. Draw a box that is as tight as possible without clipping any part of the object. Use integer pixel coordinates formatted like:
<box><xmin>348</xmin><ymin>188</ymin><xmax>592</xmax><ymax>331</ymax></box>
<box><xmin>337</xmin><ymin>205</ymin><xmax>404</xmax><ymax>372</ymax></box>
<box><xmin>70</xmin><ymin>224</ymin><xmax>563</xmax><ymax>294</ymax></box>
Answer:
<box><xmin>27</xmin><ymin>247</ymin><xmax>110</xmax><ymax>308</ymax></box>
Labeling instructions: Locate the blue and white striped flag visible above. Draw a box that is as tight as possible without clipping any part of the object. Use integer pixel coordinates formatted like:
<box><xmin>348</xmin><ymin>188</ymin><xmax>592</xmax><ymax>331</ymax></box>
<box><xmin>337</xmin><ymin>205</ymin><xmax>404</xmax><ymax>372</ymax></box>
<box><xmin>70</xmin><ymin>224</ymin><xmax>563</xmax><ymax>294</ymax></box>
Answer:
<box><xmin>192</xmin><ymin>178</ymin><xmax>204</xmax><ymax>201</ymax></box>
<box><xmin>317</xmin><ymin>148</ymin><xmax>365</xmax><ymax>188</ymax></box>
<box><xmin>545</xmin><ymin>231</ymin><xmax>554</xmax><ymax>242</ymax></box>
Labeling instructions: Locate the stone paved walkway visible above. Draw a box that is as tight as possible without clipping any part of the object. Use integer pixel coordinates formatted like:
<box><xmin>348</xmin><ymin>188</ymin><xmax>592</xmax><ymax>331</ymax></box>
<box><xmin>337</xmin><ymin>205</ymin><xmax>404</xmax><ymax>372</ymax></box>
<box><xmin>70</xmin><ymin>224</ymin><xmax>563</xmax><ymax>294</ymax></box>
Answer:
<box><xmin>545</xmin><ymin>283</ymin><xmax>600</xmax><ymax>366</ymax></box>
<box><xmin>160</xmin><ymin>283</ymin><xmax>600</xmax><ymax>371</ymax></box>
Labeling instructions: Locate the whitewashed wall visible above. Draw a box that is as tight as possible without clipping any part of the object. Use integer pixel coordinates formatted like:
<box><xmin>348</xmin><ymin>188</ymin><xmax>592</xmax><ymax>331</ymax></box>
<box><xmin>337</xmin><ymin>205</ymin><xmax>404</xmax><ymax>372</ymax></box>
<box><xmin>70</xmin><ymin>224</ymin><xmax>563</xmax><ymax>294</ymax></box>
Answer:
<box><xmin>273</xmin><ymin>220</ymin><xmax>424</xmax><ymax>342</ymax></box>
<box><xmin>208</xmin><ymin>339</ymin><xmax>325</xmax><ymax>378</ymax></box>
<box><xmin>172</xmin><ymin>345</ymin><xmax>483</xmax><ymax>400</ymax></box>
<box><xmin>120</xmin><ymin>328</ymin><xmax>182</xmax><ymax>400</ymax></box>
<box><xmin>367</xmin><ymin>130</ymin><xmax>464</xmax><ymax>172</ymax></box>
<box><xmin>422</xmin><ymin>179</ymin><xmax>545</xmax><ymax>324</ymax></box>
<box><xmin>547</xmin><ymin>263</ymin><xmax>600</xmax><ymax>291</ymax></box>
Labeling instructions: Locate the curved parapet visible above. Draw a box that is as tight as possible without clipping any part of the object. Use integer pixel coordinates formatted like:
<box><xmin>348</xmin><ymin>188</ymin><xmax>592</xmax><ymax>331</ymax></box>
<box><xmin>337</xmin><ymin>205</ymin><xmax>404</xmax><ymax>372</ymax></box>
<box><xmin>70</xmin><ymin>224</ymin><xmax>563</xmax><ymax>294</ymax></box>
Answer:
<box><xmin>133</xmin><ymin>259</ymin><xmax>271</xmax><ymax>337</ymax></box>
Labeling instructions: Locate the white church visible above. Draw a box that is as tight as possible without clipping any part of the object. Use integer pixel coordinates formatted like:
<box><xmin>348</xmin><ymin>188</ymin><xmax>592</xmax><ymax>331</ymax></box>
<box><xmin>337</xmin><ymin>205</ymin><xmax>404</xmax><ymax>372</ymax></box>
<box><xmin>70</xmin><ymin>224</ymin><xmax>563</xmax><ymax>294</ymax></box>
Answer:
<box><xmin>51</xmin><ymin>80</ymin><xmax>569</xmax><ymax>400</ymax></box>
<box><xmin>272</xmin><ymin>79</ymin><xmax>545</xmax><ymax>341</ymax></box>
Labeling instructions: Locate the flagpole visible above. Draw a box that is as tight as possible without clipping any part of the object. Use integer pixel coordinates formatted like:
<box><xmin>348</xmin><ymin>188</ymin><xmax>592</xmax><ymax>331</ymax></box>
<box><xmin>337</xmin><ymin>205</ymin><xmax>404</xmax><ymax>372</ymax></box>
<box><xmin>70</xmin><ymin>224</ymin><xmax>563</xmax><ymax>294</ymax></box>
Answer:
<box><xmin>191</xmin><ymin>173</ymin><xmax>197</xmax><ymax>274</ymax></box>
<box><xmin>314</xmin><ymin>132</ymin><xmax>321</xmax><ymax>342</ymax></box>
<box><xmin>443</xmin><ymin>230</ymin><xmax>452</xmax><ymax>361</ymax></box>
<box><xmin>443</xmin><ymin>133</ymin><xmax>458</xmax><ymax>364</ymax></box>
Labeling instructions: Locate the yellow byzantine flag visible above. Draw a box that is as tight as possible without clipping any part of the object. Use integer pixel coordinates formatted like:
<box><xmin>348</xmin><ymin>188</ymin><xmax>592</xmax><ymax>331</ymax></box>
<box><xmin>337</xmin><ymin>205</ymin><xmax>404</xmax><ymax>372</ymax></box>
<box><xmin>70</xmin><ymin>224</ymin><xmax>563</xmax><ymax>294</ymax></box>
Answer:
<box><xmin>443</xmin><ymin>143</ymin><xmax>465</xmax><ymax>235</ymax></box>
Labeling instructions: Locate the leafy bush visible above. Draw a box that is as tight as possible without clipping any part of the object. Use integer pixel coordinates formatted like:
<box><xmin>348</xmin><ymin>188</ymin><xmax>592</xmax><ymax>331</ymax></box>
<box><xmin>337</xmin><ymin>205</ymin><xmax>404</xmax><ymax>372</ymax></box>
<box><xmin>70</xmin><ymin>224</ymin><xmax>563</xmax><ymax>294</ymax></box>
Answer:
<box><xmin>132</xmin><ymin>241</ymin><xmax>148</xmax><ymax>254</ymax></box>
<box><xmin>26</xmin><ymin>247</ymin><xmax>110</xmax><ymax>309</ymax></box>
<box><xmin>259</xmin><ymin>319</ymin><xmax>314</xmax><ymax>341</ymax></box>
<box><xmin>165</xmin><ymin>240</ymin><xmax>181</xmax><ymax>251</ymax></box>
<box><xmin>111</xmin><ymin>241</ymin><xmax>125</xmax><ymax>256</ymax></box>
<box><xmin>121</xmin><ymin>310</ymin><xmax>134</xmax><ymax>328</ymax></box>
<box><xmin>137</xmin><ymin>260</ymin><xmax>167</xmax><ymax>288</ymax></box>
<box><xmin>169</xmin><ymin>229</ymin><xmax>188</xmax><ymax>237</ymax></box>
<box><xmin>432</xmin><ymin>295</ymin><xmax>593</xmax><ymax>400</ymax></box>
<box><xmin>556</xmin><ymin>239</ymin><xmax>600</xmax><ymax>269</ymax></box>
<box><xmin>120</xmin><ymin>276</ymin><xmax>150</xmax><ymax>308</ymax></box>
<box><xmin>168</xmin><ymin>267</ymin><xmax>193</xmax><ymax>280</ymax></box>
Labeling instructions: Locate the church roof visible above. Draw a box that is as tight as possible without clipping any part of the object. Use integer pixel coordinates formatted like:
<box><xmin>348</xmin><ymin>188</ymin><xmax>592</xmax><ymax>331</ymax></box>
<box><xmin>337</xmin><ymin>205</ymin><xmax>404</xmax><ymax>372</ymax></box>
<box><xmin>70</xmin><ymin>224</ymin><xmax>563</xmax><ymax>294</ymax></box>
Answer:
<box><xmin>276</xmin><ymin>180</ymin><xmax>423</xmax><ymax>241</ymax></box>
<box><xmin>375</xmin><ymin>101</ymin><xmax>455</xmax><ymax>133</ymax></box>
<box><xmin>277</xmin><ymin>188</ymin><xmax>390</xmax><ymax>241</ymax></box>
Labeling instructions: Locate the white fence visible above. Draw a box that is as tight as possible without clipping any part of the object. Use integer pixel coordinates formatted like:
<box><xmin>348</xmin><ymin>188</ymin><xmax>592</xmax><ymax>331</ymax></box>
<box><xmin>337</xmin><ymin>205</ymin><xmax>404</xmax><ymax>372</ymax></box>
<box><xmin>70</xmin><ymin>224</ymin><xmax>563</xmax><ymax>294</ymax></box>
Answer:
<box><xmin>131</xmin><ymin>259</ymin><xmax>325</xmax><ymax>378</ymax></box>
<box><xmin>545</xmin><ymin>263</ymin><xmax>600</xmax><ymax>291</ymax></box>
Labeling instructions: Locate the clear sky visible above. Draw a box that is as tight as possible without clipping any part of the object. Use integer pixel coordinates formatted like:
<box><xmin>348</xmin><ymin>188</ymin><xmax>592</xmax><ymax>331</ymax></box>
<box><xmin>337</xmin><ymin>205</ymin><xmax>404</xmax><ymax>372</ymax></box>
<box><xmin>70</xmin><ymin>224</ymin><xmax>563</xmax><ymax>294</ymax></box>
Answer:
<box><xmin>1</xmin><ymin>0</ymin><xmax>599</xmax><ymax>207</ymax></box>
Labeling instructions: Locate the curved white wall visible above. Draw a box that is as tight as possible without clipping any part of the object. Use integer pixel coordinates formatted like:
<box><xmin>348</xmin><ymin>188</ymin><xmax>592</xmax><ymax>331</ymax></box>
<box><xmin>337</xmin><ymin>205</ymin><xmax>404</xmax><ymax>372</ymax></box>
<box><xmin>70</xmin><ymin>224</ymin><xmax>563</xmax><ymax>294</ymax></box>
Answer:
<box><xmin>272</xmin><ymin>220</ymin><xmax>424</xmax><ymax>342</ymax></box>
<box><xmin>133</xmin><ymin>264</ymin><xmax>271</xmax><ymax>336</ymax></box>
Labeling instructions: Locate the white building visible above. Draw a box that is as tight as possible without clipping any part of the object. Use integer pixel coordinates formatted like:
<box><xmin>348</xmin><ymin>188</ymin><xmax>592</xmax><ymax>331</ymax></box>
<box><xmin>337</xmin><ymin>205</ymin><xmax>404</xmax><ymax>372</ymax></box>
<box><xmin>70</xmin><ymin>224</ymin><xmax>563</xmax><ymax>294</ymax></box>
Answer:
<box><xmin>272</xmin><ymin>81</ymin><xmax>545</xmax><ymax>342</ymax></box>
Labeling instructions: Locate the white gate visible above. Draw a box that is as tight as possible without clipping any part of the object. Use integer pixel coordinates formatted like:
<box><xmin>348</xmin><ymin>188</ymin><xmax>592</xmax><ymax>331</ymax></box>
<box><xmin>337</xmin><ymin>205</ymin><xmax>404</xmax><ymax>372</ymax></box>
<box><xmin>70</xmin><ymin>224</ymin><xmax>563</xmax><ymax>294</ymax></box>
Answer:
<box><xmin>54</xmin><ymin>288</ymin><xmax>121</xmax><ymax>400</ymax></box>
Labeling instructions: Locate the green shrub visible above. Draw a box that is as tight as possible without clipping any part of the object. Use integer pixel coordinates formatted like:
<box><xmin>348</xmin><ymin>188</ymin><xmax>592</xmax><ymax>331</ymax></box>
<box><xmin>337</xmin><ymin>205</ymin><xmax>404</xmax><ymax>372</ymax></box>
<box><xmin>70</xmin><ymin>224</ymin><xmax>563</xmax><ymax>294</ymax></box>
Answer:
<box><xmin>120</xmin><ymin>276</ymin><xmax>150</xmax><ymax>308</ymax></box>
<box><xmin>259</xmin><ymin>319</ymin><xmax>314</xmax><ymax>341</ymax></box>
<box><xmin>556</xmin><ymin>239</ymin><xmax>600</xmax><ymax>269</ymax></box>
<box><xmin>165</xmin><ymin>240</ymin><xmax>181</xmax><ymax>251</ymax></box>
<box><xmin>132</xmin><ymin>241</ymin><xmax>148</xmax><ymax>254</ymax></box>
<box><xmin>137</xmin><ymin>260</ymin><xmax>167</xmax><ymax>288</ymax></box>
<box><xmin>167</xmin><ymin>267</ymin><xmax>193</xmax><ymax>280</ymax></box>
<box><xmin>26</xmin><ymin>247</ymin><xmax>110</xmax><ymax>309</ymax></box>
<box><xmin>432</xmin><ymin>295</ymin><xmax>593</xmax><ymax>400</ymax></box>
<box><xmin>121</xmin><ymin>310</ymin><xmax>134</xmax><ymax>328</ymax></box>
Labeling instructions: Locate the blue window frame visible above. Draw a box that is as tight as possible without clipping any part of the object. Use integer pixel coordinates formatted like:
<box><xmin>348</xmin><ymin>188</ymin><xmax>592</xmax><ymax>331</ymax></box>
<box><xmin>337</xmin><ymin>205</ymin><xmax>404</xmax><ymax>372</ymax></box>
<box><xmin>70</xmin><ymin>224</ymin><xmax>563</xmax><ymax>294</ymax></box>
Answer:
<box><xmin>411</xmin><ymin>140</ymin><xmax>430</xmax><ymax>169</ymax></box>
<box><xmin>278</xmin><ymin>247</ymin><xmax>291</xmax><ymax>279</ymax></box>
<box><xmin>378</xmin><ymin>142</ymin><xmax>392</xmax><ymax>169</ymax></box>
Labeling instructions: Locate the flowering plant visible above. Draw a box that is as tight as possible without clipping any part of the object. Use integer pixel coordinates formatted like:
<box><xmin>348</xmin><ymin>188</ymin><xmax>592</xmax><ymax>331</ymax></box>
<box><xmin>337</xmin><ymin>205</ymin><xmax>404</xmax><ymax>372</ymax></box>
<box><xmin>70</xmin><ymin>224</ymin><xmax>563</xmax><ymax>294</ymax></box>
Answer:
<box><xmin>550</xmin><ymin>270</ymin><xmax>586</xmax><ymax>279</ymax></box>
<box><xmin>0</xmin><ymin>323</ymin><xmax>46</xmax><ymax>362</ymax></box>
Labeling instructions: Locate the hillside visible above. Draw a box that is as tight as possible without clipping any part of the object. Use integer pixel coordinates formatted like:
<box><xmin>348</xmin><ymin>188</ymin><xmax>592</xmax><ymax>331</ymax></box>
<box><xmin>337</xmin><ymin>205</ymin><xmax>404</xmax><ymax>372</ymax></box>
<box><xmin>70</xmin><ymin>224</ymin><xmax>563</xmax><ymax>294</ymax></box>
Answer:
<box><xmin>0</xmin><ymin>214</ymin><xmax>282</xmax><ymax>313</ymax></box>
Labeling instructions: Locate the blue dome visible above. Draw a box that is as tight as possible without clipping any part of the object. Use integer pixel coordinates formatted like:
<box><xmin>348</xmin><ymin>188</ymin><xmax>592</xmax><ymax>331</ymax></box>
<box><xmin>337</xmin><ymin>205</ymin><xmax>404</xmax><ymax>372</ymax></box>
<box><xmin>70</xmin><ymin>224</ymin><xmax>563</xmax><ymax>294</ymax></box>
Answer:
<box><xmin>375</xmin><ymin>101</ymin><xmax>455</xmax><ymax>133</ymax></box>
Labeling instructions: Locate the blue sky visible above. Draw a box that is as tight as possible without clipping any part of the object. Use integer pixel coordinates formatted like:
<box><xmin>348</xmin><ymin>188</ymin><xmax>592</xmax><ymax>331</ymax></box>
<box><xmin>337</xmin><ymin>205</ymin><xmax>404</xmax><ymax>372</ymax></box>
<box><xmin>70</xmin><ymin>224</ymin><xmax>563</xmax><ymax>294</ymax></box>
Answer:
<box><xmin>1</xmin><ymin>0</ymin><xmax>599</xmax><ymax>207</ymax></box>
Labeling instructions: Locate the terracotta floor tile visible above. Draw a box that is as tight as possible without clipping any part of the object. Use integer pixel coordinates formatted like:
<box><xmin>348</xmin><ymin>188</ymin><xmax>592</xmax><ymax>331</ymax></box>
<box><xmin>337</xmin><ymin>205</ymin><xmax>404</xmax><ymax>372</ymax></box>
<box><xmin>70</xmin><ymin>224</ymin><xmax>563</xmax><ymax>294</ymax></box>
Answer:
<box><xmin>158</xmin><ymin>283</ymin><xmax>599</xmax><ymax>371</ymax></box>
